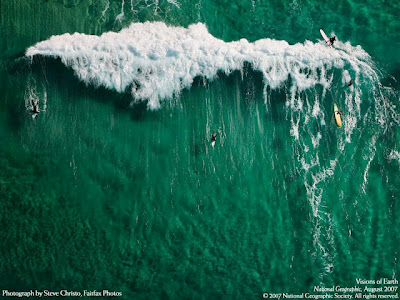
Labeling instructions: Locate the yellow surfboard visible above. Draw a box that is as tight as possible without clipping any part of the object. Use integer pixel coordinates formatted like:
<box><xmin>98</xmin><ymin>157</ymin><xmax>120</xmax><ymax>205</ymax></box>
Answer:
<box><xmin>334</xmin><ymin>103</ymin><xmax>342</xmax><ymax>127</ymax></box>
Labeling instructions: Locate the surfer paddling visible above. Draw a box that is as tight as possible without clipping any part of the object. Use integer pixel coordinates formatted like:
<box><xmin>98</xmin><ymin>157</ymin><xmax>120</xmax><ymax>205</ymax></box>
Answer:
<box><xmin>29</xmin><ymin>99</ymin><xmax>40</xmax><ymax>119</ymax></box>
<box><xmin>333</xmin><ymin>103</ymin><xmax>343</xmax><ymax>127</ymax></box>
<box><xmin>211</xmin><ymin>131</ymin><xmax>218</xmax><ymax>147</ymax></box>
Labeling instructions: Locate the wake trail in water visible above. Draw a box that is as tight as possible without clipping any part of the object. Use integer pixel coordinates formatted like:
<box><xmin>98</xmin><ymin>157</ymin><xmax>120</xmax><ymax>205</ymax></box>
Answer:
<box><xmin>25</xmin><ymin>77</ymin><xmax>47</xmax><ymax>116</ymax></box>
<box><xmin>115</xmin><ymin>0</ymin><xmax>126</xmax><ymax>23</ymax></box>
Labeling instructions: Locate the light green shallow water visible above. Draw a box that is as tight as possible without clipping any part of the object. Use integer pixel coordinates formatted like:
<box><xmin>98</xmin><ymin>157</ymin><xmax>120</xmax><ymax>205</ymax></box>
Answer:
<box><xmin>0</xmin><ymin>0</ymin><xmax>399</xmax><ymax>298</ymax></box>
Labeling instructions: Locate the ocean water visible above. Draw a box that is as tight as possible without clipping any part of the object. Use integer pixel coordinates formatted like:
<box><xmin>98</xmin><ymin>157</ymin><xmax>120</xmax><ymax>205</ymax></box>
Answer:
<box><xmin>0</xmin><ymin>0</ymin><xmax>399</xmax><ymax>298</ymax></box>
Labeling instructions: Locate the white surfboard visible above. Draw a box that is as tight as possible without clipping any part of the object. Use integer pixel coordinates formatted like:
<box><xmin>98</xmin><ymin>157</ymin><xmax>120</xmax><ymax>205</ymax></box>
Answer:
<box><xmin>320</xmin><ymin>29</ymin><xmax>332</xmax><ymax>48</ymax></box>
<box><xmin>211</xmin><ymin>141</ymin><xmax>215</xmax><ymax>147</ymax></box>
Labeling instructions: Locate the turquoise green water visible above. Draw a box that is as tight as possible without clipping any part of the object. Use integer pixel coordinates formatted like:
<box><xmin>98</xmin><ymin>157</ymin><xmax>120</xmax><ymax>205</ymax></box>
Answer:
<box><xmin>0</xmin><ymin>0</ymin><xmax>399</xmax><ymax>298</ymax></box>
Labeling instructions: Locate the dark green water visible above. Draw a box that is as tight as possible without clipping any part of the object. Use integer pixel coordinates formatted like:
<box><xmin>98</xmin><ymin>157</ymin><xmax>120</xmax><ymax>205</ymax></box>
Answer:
<box><xmin>0</xmin><ymin>0</ymin><xmax>399</xmax><ymax>298</ymax></box>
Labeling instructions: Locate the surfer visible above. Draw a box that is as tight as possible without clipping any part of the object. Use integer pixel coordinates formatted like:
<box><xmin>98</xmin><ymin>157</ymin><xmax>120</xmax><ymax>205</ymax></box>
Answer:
<box><xmin>335</xmin><ymin>107</ymin><xmax>344</xmax><ymax>117</ymax></box>
<box><xmin>319</xmin><ymin>29</ymin><xmax>336</xmax><ymax>49</ymax></box>
<box><xmin>211</xmin><ymin>131</ymin><xmax>218</xmax><ymax>142</ymax></box>
<box><xmin>211</xmin><ymin>131</ymin><xmax>218</xmax><ymax>147</ymax></box>
<box><xmin>349</xmin><ymin>224</ymin><xmax>354</xmax><ymax>237</ymax></box>
<box><xmin>29</xmin><ymin>99</ymin><xmax>40</xmax><ymax>119</ymax></box>
<box><xmin>333</xmin><ymin>103</ymin><xmax>343</xmax><ymax>127</ymax></box>
<box><xmin>347</xmin><ymin>79</ymin><xmax>353</xmax><ymax>87</ymax></box>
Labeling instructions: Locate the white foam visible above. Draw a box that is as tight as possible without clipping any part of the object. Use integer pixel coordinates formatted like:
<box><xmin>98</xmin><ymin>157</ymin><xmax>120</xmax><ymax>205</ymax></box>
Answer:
<box><xmin>166</xmin><ymin>0</ymin><xmax>181</xmax><ymax>9</ymax></box>
<box><xmin>388</xmin><ymin>150</ymin><xmax>400</xmax><ymax>166</ymax></box>
<box><xmin>115</xmin><ymin>0</ymin><xmax>125</xmax><ymax>23</ymax></box>
<box><xmin>311</xmin><ymin>132</ymin><xmax>322</xmax><ymax>148</ymax></box>
<box><xmin>101</xmin><ymin>0</ymin><xmax>110</xmax><ymax>20</ymax></box>
<box><xmin>25</xmin><ymin>77</ymin><xmax>47</xmax><ymax>114</ymax></box>
<box><xmin>361</xmin><ymin>135</ymin><xmax>377</xmax><ymax>194</ymax></box>
<box><xmin>26</xmin><ymin>22</ymin><xmax>376</xmax><ymax>109</ymax></box>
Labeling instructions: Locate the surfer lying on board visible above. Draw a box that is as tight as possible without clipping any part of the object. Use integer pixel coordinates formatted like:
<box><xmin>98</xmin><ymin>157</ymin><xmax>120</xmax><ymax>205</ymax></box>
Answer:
<box><xmin>347</xmin><ymin>79</ymin><xmax>353</xmax><ymax>87</ymax></box>
<box><xmin>334</xmin><ymin>109</ymin><xmax>344</xmax><ymax>118</ymax></box>
<box><xmin>29</xmin><ymin>99</ymin><xmax>40</xmax><ymax>119</ymax></box>
<box><xmin>329</xmin><ymin>36</ymin><xmax>336</xmax><ymax>46</ymax></box>
<box><xmin>333</xmin><ymin>103</ymin><xmax>344</xmax><ymax>127</ymax></box>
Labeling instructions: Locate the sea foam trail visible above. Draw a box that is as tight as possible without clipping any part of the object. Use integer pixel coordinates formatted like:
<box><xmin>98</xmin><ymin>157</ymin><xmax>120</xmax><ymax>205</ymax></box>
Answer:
<box><xmin>25</xmin><ymin>22</ymin><xmax>376</xmax><ymax>109</ymax></box>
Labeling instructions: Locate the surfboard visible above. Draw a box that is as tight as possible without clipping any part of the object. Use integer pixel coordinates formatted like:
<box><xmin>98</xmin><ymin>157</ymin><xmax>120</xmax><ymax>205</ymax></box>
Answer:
<box><xmin>320</xmin><ymin>29</ymin><xmax>333</xmax><ymax>48</ymax></box>
<box><xmin>334</xmin><ymin>103</ymin><xmax>342</xmax><ymax>127</ymax></box>
<box><xmin>211</xmin><ymin>141</ymin><xmax>216</xmax><ymax>147</ymax></box>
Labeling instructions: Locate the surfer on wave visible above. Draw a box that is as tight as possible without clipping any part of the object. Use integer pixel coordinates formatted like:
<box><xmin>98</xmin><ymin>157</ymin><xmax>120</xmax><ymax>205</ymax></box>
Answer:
<box><xmin>329</xmin><ymin>36</ymin><xmax>336</xmax><ymax>46</ymax></box>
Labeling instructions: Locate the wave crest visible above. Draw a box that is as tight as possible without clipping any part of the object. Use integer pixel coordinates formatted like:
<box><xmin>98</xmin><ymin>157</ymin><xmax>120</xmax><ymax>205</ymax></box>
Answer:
<box><xmin>26</xmin><ymin>21</ymin><xmax>374</xmax><ymax>109</ymax></box>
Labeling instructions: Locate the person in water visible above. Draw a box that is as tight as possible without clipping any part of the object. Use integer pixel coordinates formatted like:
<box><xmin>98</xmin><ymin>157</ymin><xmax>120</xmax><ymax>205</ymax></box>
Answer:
<box><xmin>211</xmin><ymin>131</ymin><xmax>218</xmax><ymax>143</ymax></box>
<box><xmin>329</xmin><ymin>36</ymin><xmax>336</xmax><ymax>46</ymax></box>
<box><xmin>29</xmin><ymin>99</ymin><xmax>40</xmax><ymax>118</ymax></box>
<box><xmin>335</xmin><ymin>109</ymin><xmax>344</xmax><ymax>118</ymax></box>
<box><xmin>347</xmin><ymin>79</ymin><xmax>353</xmax><ymax>87</ymax></box>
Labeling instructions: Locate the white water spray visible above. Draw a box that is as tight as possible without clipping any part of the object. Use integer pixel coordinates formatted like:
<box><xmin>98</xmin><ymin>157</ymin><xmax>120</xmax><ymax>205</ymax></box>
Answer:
<box><xmin>25</xmin><ymin>22</ymin><xmax>376</xmax><ymax>110</ymax></box>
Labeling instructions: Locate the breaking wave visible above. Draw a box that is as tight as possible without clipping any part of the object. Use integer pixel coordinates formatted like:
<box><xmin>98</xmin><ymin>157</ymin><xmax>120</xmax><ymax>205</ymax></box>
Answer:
<box><xmin>24</xmin><ymin>21</ymin><xmax>399</xmax><ymax>283</ymax></box>
<box><xmin>26</xmin><ymin>21</ymin><xmax>377</xmax><ymax>110</ymax></box>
